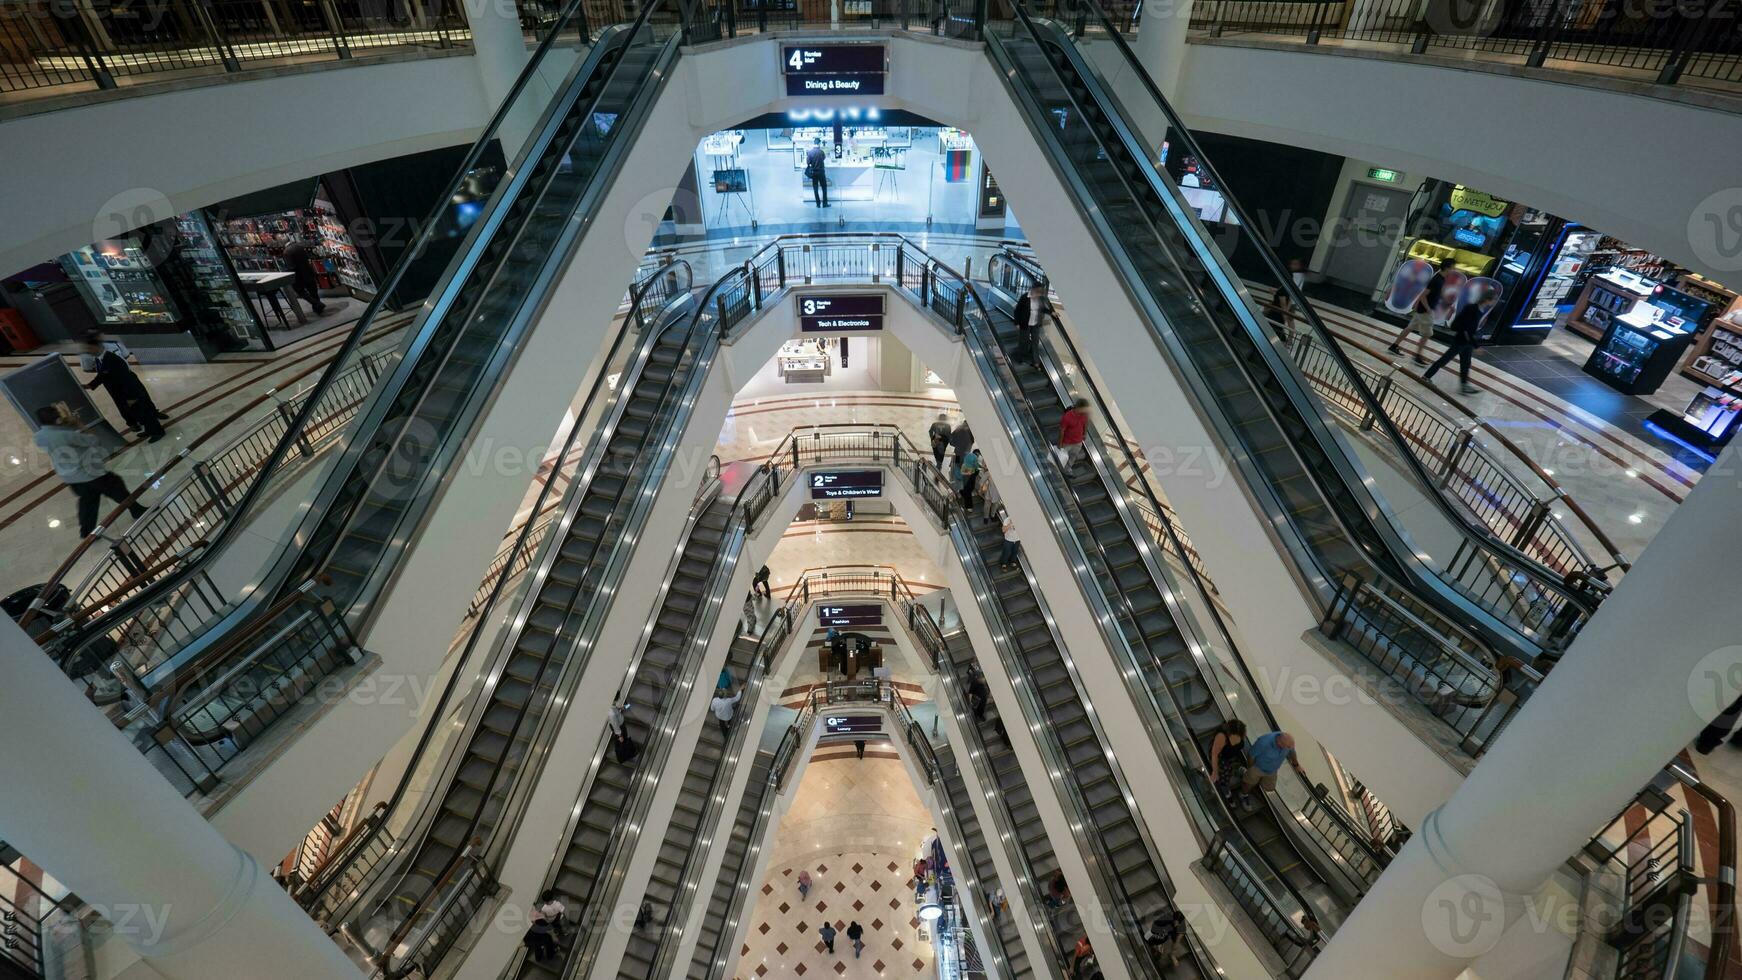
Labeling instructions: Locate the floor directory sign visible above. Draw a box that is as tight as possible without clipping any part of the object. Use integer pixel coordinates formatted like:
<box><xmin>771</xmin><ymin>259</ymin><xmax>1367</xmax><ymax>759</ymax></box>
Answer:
<box><xmin>811</xmin><ymin>470</ymin><xmax>883</xmax><ymax>499</ymax></box>
<box><xmin>798</xmin><ymin>294</ymin><xmax>884</xmax><ymax>332</ymax></box>
<box><xmin>782</xmin><ymin>44</ymin><xmax>886</xmax><ymax>95</ymax></box>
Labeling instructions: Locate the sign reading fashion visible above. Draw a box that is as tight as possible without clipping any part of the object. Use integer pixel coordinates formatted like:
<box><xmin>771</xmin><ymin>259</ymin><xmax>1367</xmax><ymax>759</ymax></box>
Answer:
<box><xmin>811</xmin><ymin>470</ymin><xmax>883</xmax><ymax>500</ymax></box>
<box><xmin>781</xmin><ymin>44</ymin><xmax>886</xmax><ymax>96</ymax></box>
<box><xmin>798</xmin><ymin>294</ymin><xmax>884</xmax><ymax>332</ymax></box>
<box><xmin>819</xmin><ymin>604</ymin><xmax>883</xmax><ymax>627</ymax></box>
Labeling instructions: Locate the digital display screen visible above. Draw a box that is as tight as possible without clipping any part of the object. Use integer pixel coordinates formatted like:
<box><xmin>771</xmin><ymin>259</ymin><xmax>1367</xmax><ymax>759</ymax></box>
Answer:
<box><xmin>811</xmin><ymin>470</ymin><xmax>883</xmax><ymax>499</ymax></box>
<box><xmin>782</xmin><ymin>44</ymin><xmax>886</xmax><ymax>95</ymax></box>
<box><xmin>819</xmin><ymin>604</ymin><xmax>883</xmax><ymax>627</ymax></box>
<box><xmin>799</xmin><ymin>294</ymin><xmax>884</xmax><ymax>332</ymax></box>
<box><xmin>824</xmin><ymin>714</ymin><xmax>883</xmax><ymax>735</ymax></box>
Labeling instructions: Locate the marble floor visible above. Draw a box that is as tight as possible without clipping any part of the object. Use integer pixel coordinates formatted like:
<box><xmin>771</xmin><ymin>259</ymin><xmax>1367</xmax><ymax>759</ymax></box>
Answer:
<box><xmin>734</xmin><ymin>747</ymin><xmax>941</xmax><ymax>980</ymax></box>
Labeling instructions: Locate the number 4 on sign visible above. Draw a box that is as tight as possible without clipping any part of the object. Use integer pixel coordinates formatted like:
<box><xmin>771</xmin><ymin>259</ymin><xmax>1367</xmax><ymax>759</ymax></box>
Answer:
<box><xmin>789</xmin><ymin>49</ymin><xmax>805</xmax><ymax>70</ymax></box>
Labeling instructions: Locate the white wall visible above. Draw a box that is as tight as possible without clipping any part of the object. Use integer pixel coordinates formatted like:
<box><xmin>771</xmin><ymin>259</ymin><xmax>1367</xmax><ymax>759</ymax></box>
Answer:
<box><xmin>1171</xmin><ymin>39</ymin><xmax>1742</xmax><ymax>284</ymax></box>
<box><xmin>0</xmin><ymin>52</ymin><xmax>490</xmax><ymax>279</ymax></box>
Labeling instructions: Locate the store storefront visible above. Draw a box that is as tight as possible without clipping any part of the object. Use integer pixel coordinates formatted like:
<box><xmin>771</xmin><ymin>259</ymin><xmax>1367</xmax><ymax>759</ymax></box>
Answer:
<box><xmin>686</xmin><ymin>113</ymin><xmax>1017</xmax><ymax>236</ymax></box>
<box><xmin>0</xmin><ymin>142</ymin><xmax>490</xmax><ymax>360</ymax></box>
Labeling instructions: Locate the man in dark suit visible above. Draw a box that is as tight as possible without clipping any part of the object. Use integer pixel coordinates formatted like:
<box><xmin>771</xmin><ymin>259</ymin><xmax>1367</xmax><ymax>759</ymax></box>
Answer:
<box><xmin>1422</xmin><ymin>291</ymin><xmax>1497</xmax><ymax>395</ymax></box>
<box><xmin>1012</xmin><ymin>284</ymin><xmax>1055</xmax><ymax>366</ymax></box>
<box><xmin>805</xmin><ymin>139</ymin><xmax>830</xmax><ymax>208</ymax></box>
<box><xmin>81</xmin><ymin>334</ymin><xmax>166</xmax><ymax>441</ymax></box>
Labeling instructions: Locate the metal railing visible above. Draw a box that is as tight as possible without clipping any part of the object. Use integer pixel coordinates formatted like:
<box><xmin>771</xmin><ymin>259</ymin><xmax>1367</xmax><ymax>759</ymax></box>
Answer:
<box><xmin>0</xmin><ymin>0</ymin><xmax>472</xmax><ymax>100</ymax></box>
<box><xmin>1584</xmin><ymin>762</ymin><xmax>1736</xmax><ymax>980</ymax></box>
<box><xmin>0</xmin><ymin>856</ymin><xmax>87</xmax><ymax>980</ymax></box>
<box><xmin>27</xmin><ymin>341</ymin><xmax>397</xmax><ymax>639</ymax></box>
<box><xmin>1283</xmin><ymin>323</ymin><xmax>1628</xmax><ymax>585</ymax></box>
<box><xmin>1322</xmin><ymin>571</ymin><xmax>1541</xmax><ymax>757</ymax></box>
<box><xmin>1187</xmin><ymin>0</ymin><xmax>1742</xmax><ymax>88</ymax></box>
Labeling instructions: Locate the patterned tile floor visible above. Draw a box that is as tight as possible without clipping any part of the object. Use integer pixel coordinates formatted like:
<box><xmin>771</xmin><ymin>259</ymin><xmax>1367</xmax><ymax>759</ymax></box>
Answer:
<box><xmin>734</xmin><ymin>750</ymin><xmax>939</xmax><ymax>980</ymax></box>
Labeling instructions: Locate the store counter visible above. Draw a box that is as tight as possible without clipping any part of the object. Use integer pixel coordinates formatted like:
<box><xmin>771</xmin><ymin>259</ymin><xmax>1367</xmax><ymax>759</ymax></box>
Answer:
<box><xmin>1567</xmin><ymin>269</ymin><xmax>1656</xmax><ymax>342</ymax></box>
<box><xmin>776</xmin><ymin>340</ymin><xmax>831</xmax><ymax>383</ymax></box>
<box><xmin>1581</xmin><ymin>301</ymin><xmax>1694</xmax><ymax>395</ymax></box>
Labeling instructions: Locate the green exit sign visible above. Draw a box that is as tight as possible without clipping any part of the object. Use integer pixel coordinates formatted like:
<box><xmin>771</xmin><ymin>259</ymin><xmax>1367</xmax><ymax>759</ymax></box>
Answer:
<box><xmin>1367</xmin><ymin>167</ymin><xmax>1403</xmax><ymax>183</ymax></box>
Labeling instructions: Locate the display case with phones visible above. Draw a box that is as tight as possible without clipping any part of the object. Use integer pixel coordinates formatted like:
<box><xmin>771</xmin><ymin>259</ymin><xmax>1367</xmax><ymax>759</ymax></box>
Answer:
<box><xmin>1582</xmin><ymin>305</ymin><xmax>1695</xmax><ymax>394</ymax></box>
<box><xmin>58</xmin><ymin>242</ymin><xmax>180</xmax><ymax>326</ymax></box>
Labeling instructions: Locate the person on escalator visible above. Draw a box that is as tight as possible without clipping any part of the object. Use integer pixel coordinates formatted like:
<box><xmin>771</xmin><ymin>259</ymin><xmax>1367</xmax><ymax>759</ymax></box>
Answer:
<box><xmin>611</xmin><ymin>726</ymin><xmax>640</xmax><ymax>764</ymax></box>
<box><xmin>928</xmin><ymin>413</ymin><xmax>953</xmax><ymax>469</ymax></box>
<box><xmin>1056</xmin><ymin>399</ymin><xmax>1089</xmax><ymax>473</ymax></box>
<box><xmin>532</xmin><ymin>890</ymin><xmax>567</xmax><ymax>945</ymax></box>
<box><xmin>1146</xmin><ymin>910</ymin><xmax>1189</xmax><ymax>967</ymax></box>
<box><xmin>1013</xmin><ymin>283</ymin><xmax>1056</xmax><ymax>366</ymax></box>
<box><xmin>1236</xmin><ymin>730</ymin><xmax>1307</xmax><ymax>812</ymax></box>
<box><xmin>710</xmin><ymin>686</ymin><xmax>744</xmax><ymax>737</ymax></box>
<box><xmin>947</xmin><ymin>421</ymin><xmax>974</xmax><ymax>484</ymax></box>
<box><xmin>957</xmin><ymin>447</ymin><xmax>982</xmax><ymax>508</ymax></box>
<box><xmin>967</xmin><ymin>672</ymin><xmax>990</xmax><ymax>722</ymax></box>
<box><xmin>997</xmin><ymin>509</ymin><xmax>1021</xmax><ymax>570</ymax></box>
<box><xmin>1205</xmin><ymin>719</ymin><xmax>1249</xmax><ymax>804</ymax></box>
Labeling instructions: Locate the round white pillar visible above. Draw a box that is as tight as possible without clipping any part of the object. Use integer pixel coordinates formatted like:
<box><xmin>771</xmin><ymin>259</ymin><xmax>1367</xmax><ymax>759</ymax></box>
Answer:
<box><xmin>468</xmin><ymin>0</ymin><xmax>531</xmax><ymax>111</ymax></box>
<box><xmin>1131</xmin><ymin>0</ymin><xmax>1191</xmax><ymax>100</ymax></box>
<box><xmin>0</xmin><ymin>617</ymin><xmax>360</xmax><ymax>980</ymax></box>
<box><xmin>1305</xmin><ymin>444</ymin><xmax>1742</xmax><ymax>978</ymax></box>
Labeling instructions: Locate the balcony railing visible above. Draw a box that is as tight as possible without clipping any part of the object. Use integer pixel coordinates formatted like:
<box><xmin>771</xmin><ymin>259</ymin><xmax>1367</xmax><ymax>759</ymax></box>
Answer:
<box><xmin>1185</xmin><ymin>0</ymin><xmax>1742</xmax><ymax>89</ymax></box>
<box><xmin>0</xmin><ymin>0</ymin><xmax>473</xmax><ymax>101</ymax></box>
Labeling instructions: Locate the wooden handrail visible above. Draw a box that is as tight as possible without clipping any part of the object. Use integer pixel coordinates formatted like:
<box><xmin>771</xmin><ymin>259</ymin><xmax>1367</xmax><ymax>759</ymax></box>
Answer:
<box><xmin>33</xmin><ymin>541</ymin><xmax>208</xmax><ymax>641</ymax></box>
<box><xmin>20</xmin><ymin>319</ymin><xmax>404</xmax><ymax>632</ymax></box>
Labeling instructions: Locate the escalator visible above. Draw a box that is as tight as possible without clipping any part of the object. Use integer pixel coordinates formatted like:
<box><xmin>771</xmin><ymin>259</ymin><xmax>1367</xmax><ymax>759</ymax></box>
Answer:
<box><xmin>615</xmin><ymin>612</ymin><xmax>777</xmax><ymax>978</ymax></box>
<box><xmin>50</xmin><ymin>0</ymin><xmax>685</xmax><ymax>698</ymax></box>
<box><xmin>967</xmin><ymin>261</ymin><xmax>1356</xmax><ymax>952</ymax></box>
<box><xmin>511</xmin><ymin>428</ymin><xmax>754</xmax><ymax>979</ymax></box>
<box><xmin>684</xmin><ymin>747</ymin><xmax>777</xmax><ymax>980</ymax></box>
<box><xmin>981</xmin><ymin>2</ymin><xmax>1592</xmax><ymax>664</ymax></box>
<box><xmin>928</xmin><ymin>593</ymin><xmax>1203</xmax><ymax>980</ymax></box>
<box><xmin>326</xmin><ymin>280</ymin><xmax>708</xmax><ymax>973</ymax></box>
<box><xmin>930</xmin><ymin>744</ymin><xmax>1041</xmax><ymax>980</ymax></box>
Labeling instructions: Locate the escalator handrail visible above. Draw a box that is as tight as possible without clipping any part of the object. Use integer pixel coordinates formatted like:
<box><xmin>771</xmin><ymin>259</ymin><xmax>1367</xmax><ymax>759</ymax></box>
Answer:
<box><xmin>296</xmin><ymin>261</ymin><xmax>690</xmax><ymax>920</ymax></box>
<box><xmin>1664</xmin><ymin>760</ymin><xmax>1736</xmax><ymax>976</ymax></box>
<box><xmin>996</xmin><ymin>4</ymin><xmax>1594</xmax><ymax>639</ymax></box>
<box><xmin>979</xmin><ymin>255</ymin><xmax>1392</xmax><ymax>884</ymax></box>
<box><xmin>939</xmin><ymin>266</ymin><xmax>1326</xmax><ymax>957</ymax></box>
<box><xmin>369</xmin><ymin>267</ymin><xmax>717</xmax><ymax>975</ymax></box>
<box><xmin>46</xmin><ymin>2</ymin><xmax>647</xmax><ymax>662</ymax></box>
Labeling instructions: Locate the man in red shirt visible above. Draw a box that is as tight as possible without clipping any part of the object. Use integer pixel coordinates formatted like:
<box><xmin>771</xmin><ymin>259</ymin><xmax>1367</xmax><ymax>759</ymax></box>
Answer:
<box><xmin>1057</xmin><ymin>398</ymin><xmax>1089</xmax><ymax>472</ymax></box>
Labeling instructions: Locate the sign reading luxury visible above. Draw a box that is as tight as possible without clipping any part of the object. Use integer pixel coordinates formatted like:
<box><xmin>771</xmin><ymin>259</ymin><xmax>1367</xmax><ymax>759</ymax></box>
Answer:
<box><xmin>810</xmin><ymin>470</ymin><xmax>884</xmax><ymax>500</ymax></box>
<box><xmin>782</xmin><ymin>43</ymin><xmax>887</xmax><ymax>96</ymax></box>
<box><xmin>799</xmin><ymin>294</ymin><xmax>885</xmax><ymax>332</ymax></box>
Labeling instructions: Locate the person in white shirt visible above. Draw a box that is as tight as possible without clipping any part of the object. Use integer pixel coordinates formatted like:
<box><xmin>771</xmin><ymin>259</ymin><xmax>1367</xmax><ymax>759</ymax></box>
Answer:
<box><xmin>997</xmin><ymin>509</ymin><xmax>1021</xmax><ymax>570</ymax></box>
<box><xmin>606</xmin><ymin>696</ymin><xmax>630</xmax><ymax>737</ymax></box>
<box><xmin>1012</xmin><ymin>284</ymin><xmax>1056</xmax><ymax>366</ymax></box>
<box><xmin>710</xmin><ymin>688</ymin><xmax>743</xmax><ymax>736</ymax></box>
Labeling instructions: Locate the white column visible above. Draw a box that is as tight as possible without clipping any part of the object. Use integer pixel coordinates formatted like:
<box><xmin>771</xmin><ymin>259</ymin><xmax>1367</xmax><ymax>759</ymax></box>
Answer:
<box><xmin>467</xmin><ymin>0</ymin><xmax>530</xmax><ymax>111</ymax></box>
<box><xmin>1305</xmin><ymin>444</ymin><xmax>1742</xmax><ymax>979</ymax></box>
<box><xmin>1132</xmin><ymin>0</ymin><xmax>1192</xmax><ymax>99</ymax></box>
<box><xmin>0</xmin><ymin>617</ymin><xmax>360</xmax><ymax>980</ymax></box>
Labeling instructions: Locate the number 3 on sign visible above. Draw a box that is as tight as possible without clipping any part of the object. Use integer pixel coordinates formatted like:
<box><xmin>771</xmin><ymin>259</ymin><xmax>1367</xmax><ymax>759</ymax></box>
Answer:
<box><xmin>789</xmin><ymin>49</ymin><xmax>805</xmax><ymax>70</ymax></box>
<box><xmin>803</xmin><ymin>299</ymin><xmax>818</xmax><ymax>314</ymax></box>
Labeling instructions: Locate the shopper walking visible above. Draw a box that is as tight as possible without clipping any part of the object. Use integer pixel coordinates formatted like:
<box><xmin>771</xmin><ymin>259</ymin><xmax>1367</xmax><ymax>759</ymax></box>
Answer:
<box><xmin>1057</xmin><ymin>398</ymin><xmax>1090</xmax><ymax>472</ymax></box>
<box><xmin>34</xmin><ymin>407</ymin><xmax>147</xmax><ymax>537</ymax></box>
<box><xmin>1236</xmin><ymin>730</ymin><xmax>1307</xmax><ymax>812</ymax></box>
<box><xmin>1388</xmin><ymin>258</ymin><xmax>1453</xmax><ymax>365</ymax></box>
<box><xmin>928</xmin><ymin>413</ymin><xmax>952</xmax><ymax>469</ymax></box>
<box><xmin>805</xmin><ymin>139</ymin><xmax>830</xmax><ymax>208</ymax></box>
<box><xmin>819</xmin><ymin>921</ymin><xmax>837</xmax><ymax>954</ymax></box>
<box><xmin>958</xmin><ymin>447</ymin><xmax>982</xmax><ymax>508</ymax></box>
<box><xmin>797</xmin><ymin>869</ymin><xmax>813</xmax><ymax>900</ymax></box>
<box><xmin>1205</xmin><ymin>718</ymin><xmax>1249</xmax><ymax>804</ymax></box>
<box><xmin>846</xmin><ymin>921</ymin><xmax>865</xmax><ymax>958</ymax></box>
<box><xmin>1013</xmin><ymin>283</ymin><xmax>1056</xmax><ymax>365</ymax></box>
<box><xmin>947</xmin><ymin>420</ymin><xmax>974</xmax><ymax>483</ymax></box>
<box><xmin>1422</xmin><ymin>290</ymin><xmax>1496</xmax><ymax>395</ymax></box>
<box><xmin>752</xmin><ymin>564</ymin><xmax>773</xmax><ymax>598</ymax></box>
<box><xmin>854</xmin><ymin>738</ymin><xmax>867</xmax><ymax>759</ymax></box>
<box><xmin>282</xmin><ymin>240</ymin><xmax>329</xmax><ymax>316</ymax></box>
<box><xmin>710</xmin><ymin>687</ymin><xmax>743</xmax><ymax>737</ymax></box>
<box><xmin>80</xmin><ymin>334</ymin><xmax>166</xmax><ymax>441</ymax></box>
<box><xmin>997</xmin><ymin>508</ymin><xmax>1022</xmax><ymax>570</ymax></box>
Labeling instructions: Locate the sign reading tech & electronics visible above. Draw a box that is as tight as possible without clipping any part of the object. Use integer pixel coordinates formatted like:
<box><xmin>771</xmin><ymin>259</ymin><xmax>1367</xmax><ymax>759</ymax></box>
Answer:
<box><xmin>798</xmin><ymin>294</ymin><xmax>884</xmax><ymax>332</ymax></box>
<box><xmin>782</xmin><ymin>44</ymin><xmax>886</xmax><ymax>95</ymax></box>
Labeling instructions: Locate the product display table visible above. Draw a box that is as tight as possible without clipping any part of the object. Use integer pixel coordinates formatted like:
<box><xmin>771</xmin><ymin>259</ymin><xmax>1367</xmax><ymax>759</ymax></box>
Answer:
<box><xmin>237</xmin><ymin>272</ymin><xmax>307</xmax><ymax>327</ymax></box>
